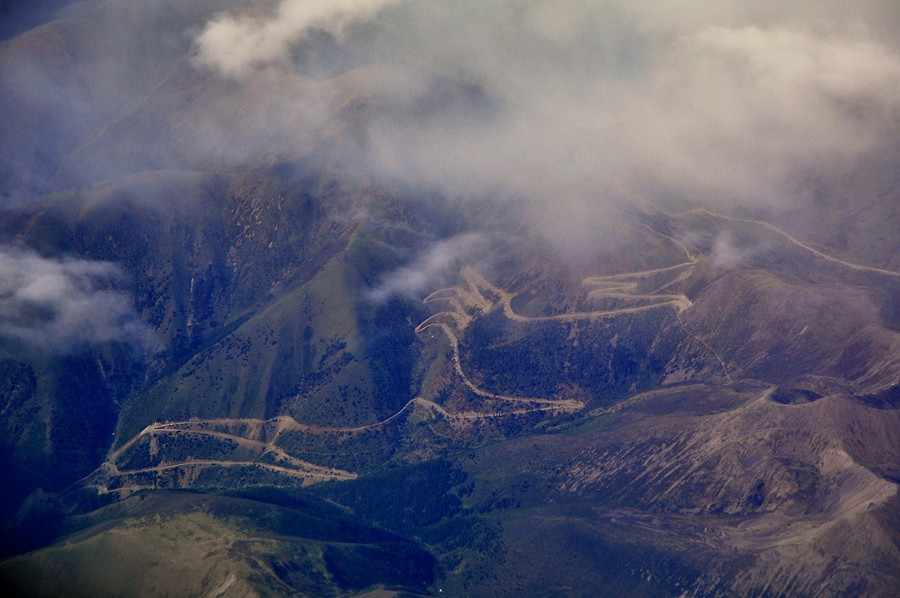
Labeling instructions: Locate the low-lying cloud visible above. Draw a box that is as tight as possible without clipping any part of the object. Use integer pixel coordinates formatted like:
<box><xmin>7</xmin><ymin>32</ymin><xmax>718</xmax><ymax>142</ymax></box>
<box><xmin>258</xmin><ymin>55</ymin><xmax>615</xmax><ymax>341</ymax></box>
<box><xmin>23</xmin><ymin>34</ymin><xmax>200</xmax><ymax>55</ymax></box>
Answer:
<box><xmin>367</xmin><ymin>232</ymin><xmax>488</xmax><ymax>303</ymax></box>
<box><xmin>4</xmin><ymin>0</ymin><xmax>900</xmax><ymax>258</ymax></box>
<box><xmin>193</xmin><ymin>0</ymin><xmax>401</xmax><ymax>77</ymax></box>
<box><xmin>188</xmin><ymin>0</ymin><xmax>900</xmax><ymax>229</ymax></box>
<box><xmin>0</xmin><ymin>246</ymin><xmax>154</xmax><ymax>354</ymax></box>
<box><xmin>710</xmin><ymin>231</ymin><xmax>768</xmax><ymax>269</ymax></box>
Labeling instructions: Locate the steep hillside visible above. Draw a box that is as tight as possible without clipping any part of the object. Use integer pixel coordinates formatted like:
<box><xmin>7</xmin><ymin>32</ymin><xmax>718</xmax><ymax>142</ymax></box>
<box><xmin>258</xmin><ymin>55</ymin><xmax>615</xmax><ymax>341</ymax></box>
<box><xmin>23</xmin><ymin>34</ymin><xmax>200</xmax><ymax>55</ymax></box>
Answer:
<box><xmin>3</xmin><ymin>1</ymin><xmax>900</xmax><ymax>596</ymax></box>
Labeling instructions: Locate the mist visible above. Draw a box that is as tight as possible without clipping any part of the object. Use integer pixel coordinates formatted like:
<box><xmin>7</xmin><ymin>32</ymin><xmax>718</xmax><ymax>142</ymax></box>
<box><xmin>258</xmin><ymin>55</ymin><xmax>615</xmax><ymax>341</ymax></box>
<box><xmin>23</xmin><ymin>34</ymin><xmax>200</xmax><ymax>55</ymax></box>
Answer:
<box><xmin>193</xmin><ymin>0</ymin><xmax>402</xmax><ymax>77</ymax></box>
<box><xmin>3</xmin><ymin>0</ymin><xmax>900</xmax><ymax>257</ymax></box>
<box><xmin>188</xmin><ymin>0</ymin><xmax>900</xmax><ymax>253</ymax></box>
<box><xmin>367</xmin><ymin>231</ymin><xmax>489</xmax><ymax>302</ymax></box>
<box><xmin>0</xmin><ymin>246</ymin><xmax>154</xmax><ymax>354</ymax></box>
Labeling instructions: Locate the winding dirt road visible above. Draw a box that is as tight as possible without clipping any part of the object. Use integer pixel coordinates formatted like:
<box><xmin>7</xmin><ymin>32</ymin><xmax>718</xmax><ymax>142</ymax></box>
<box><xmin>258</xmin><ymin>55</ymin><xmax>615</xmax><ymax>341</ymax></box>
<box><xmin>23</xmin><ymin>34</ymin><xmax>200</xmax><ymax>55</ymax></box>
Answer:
<box><xmin>674</xmin><ymin>208</ymin><xmax>900</xmax><ymax>278</ymax></box>
<box><xmin>414</xmin><ymin>263</ymin><xmax>705</xmax><ymax>418</ymax></box>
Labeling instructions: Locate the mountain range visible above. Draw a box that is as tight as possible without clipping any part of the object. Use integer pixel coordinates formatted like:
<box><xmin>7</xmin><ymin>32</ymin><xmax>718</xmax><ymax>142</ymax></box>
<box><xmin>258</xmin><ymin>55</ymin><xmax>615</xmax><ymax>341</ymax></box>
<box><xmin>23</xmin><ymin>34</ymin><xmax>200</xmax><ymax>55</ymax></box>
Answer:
<box><xmin>2</xmin><ymin>1</ymin><xmax>900</xmax><ymax>596</ymax></box>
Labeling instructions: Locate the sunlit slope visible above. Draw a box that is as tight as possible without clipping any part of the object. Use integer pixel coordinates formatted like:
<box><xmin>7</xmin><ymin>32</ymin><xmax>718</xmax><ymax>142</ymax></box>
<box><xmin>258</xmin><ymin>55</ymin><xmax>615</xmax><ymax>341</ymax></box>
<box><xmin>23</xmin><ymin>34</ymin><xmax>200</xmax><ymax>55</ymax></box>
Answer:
<box><xmin>0</xmin><ymin>490</ymin><xmax>437</xmax><ymax>598</ymax></box>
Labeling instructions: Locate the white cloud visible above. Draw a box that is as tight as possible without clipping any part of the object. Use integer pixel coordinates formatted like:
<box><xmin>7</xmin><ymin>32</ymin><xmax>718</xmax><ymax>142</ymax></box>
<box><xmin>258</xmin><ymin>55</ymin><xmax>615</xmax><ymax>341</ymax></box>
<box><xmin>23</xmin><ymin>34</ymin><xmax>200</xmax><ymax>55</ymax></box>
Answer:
<box><xmin>0</xmin><ymin>247</ymin><xmax>154</xmax><ymax>354</ymax></box>
<box><xmin>711</xmin><ymin>231</ymin><xmax>766</xmax><ymax>269</ymax></box>
<box><xmin>193</xmin><ymin>0</ymin><xmax>401</xmax><ymax>77</ymax></box>
<box><xmin>367</xmin><ymin>232</ymin><xmax>488</xmax><ymax>302</ymax></box>
<box><xmin>184</xmin><ymin>1</ymin><xmax>900</xmax><ymax>253</ymax></box>
<box><xmin>10</xmin><ymin>0</ymin><xmax>899</xmax><ymax>263</ymax></box>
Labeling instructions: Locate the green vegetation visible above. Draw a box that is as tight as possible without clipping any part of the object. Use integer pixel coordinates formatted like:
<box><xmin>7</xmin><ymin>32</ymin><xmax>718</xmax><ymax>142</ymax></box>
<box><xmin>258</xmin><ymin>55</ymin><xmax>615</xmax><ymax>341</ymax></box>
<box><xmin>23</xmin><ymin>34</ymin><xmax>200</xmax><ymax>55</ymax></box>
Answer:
<box><xmin>0</xmin><ymin>490</ymin><xmax>441</xmax><ymax>597</ymax></box>
<box><xmin>2</xmin><ymin>135</ymin><xmax>900</xmax><ymax>598</ymax></box>
<box><xmin>460</xmin><ymin>310</ymin><xmax>671</xmax><ymax>405</ymax></box>
<box><xmin>4</xmin><ymin>4</ymin><xmax>900</xmax><ymax>596</ymax></box>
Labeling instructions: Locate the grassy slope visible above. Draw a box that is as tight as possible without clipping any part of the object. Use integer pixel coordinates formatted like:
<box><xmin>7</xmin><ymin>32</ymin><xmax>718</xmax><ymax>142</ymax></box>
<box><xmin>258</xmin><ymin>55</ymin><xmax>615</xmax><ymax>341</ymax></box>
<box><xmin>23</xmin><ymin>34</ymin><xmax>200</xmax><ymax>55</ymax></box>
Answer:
<box><xmin>2</xmin><ymin>4</ymin><xmax>899</xmax><ymax>596</ymax></box>
<box><xmin>0</xmin><ymin>490</ymin><xmax>437</xmax><ymax>598</ymax></box>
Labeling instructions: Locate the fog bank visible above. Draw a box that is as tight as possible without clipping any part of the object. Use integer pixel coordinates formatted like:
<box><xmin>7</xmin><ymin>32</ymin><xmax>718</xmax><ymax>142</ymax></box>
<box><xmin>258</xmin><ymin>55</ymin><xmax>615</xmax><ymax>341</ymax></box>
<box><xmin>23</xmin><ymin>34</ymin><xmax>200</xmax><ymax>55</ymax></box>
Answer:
<box><xmin>2</xmin><ymin>0</ymin><xmax>900</xmax><ymax>257</ymax></box>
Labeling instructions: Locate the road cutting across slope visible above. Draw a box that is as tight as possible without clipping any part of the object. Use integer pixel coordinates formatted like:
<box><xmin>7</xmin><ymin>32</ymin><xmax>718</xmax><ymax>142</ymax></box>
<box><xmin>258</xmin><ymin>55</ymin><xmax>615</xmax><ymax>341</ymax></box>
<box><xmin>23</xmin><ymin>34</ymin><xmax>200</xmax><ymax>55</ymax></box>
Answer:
<box><xmin>93</xmin><ymin>209</ymin><xmax>877</xmax><ymax>497</ymax></box>
<box><xmin>416</xmin><ymin>319</ymin><xmax>584</xmax><ymax>411</ymax></box>
<box><xmin>614</xmin><ymin>175</ymin><xmax>900</xmax><ymax>278</ymax></box>
<box><xmin>422</xmin><ymin>265</ymin><xmax>694</xmax><ymax>333</ymax></box>
<box><xmin>415</xmin><ymin>263</ymin><xmax>706</xmax><ymax>417</ymax></box>
<box><xmin>97</xmin><ymin>385</ymin><xmax>574</xmax><ymax>496</ymax></box>
<box><xmin>673</xmin><ymin>208</ymin><xmax>900</xmax><ymax>278</ymax></box>
<box><xmin>103</xmin><ymin>459</ymin><xmax>355</xmax><ymax>483</ymax></box>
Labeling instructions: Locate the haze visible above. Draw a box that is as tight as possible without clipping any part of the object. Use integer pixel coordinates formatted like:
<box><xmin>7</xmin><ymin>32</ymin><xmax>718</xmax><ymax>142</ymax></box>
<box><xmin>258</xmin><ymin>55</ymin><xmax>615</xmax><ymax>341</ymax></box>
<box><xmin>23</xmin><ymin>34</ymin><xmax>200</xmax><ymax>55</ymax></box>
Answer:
<box><xmin>2</xmin><ymin>0</ymin><xmax>900</xmax><ymax>342</ymax></box>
